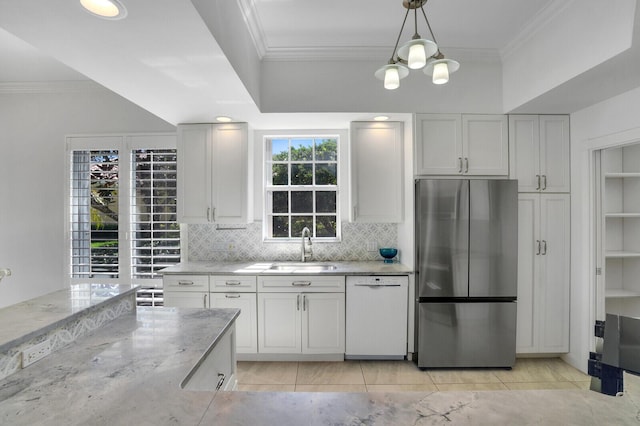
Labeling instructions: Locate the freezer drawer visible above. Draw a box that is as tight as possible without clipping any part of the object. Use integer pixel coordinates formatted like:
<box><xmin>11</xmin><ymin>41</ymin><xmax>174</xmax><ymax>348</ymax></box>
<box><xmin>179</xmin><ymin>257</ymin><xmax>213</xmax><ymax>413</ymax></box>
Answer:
<box><xmin>416</xmin><ymin>301</ymin><xmax>516</xmax><ymax>368</ymax></box>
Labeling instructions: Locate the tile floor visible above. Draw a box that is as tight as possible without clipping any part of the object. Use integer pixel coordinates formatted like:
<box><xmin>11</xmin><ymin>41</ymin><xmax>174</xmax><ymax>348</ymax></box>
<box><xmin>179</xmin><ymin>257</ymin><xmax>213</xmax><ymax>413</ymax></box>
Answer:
<box><xmin>237</xmin><ymin>357</ymin><xmax>593</xmax><ymax>392</ymax></box>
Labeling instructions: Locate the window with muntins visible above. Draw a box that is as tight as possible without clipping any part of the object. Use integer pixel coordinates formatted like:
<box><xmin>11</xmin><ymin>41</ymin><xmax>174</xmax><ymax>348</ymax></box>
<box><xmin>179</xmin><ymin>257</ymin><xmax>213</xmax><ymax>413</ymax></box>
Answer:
<box><xmin>265</xmin><ymin>136</ymin><xmax>339</xmax><ymax>240</ymax></box>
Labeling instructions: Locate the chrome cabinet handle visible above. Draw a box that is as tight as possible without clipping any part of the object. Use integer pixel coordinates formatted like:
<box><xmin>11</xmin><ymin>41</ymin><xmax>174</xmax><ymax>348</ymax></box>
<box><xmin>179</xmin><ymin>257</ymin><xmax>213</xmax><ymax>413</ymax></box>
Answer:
<box><xmin>303</xmin><ymin>295</ymin><xmax>307</xmax><ymax>311</ymax></box>
<box><xmin>296</xmin><ymin>294</ymin><xmax>300</xmax><ymax>311</ymax></box>
<box><xmin>212</xmin><ymin>207</ymin><xmax>216</xmax><ymax>222</ymax></box>
<box><xmin>542</xmin><ymin>240</ymin><xmax>547</xmax><ymax>255</ymax></box>
<box><xmin>225</xmin><ymin>294</ymin><xmax>241</xmax><ymax>298</ymax></box>
<box><xmin>292</xmin><ymin>281</ymin><xmax>311</xmax><ymax>286</ymax></box>
<box><xmin>178</xmin><ymin>281</ymin><xmax>194</xmax><ymax>286</ymax></box>
<box><xmin>464</xmin><ymin>157</ymin><xmax>469</xmax><ymax>173</ymax></box>
<box><xmin>536</xmin><ymin>175</ymin><xmax>541</xmax><ymax>190</ymax></box>
<box><xmin>225</xmin><ymin>281</ymin><xmax>241</xmax><ymax>286</ymax></box>
<box><xmin>216</xmin><ymin>373</ymin><xmax>226</xmax><ymax>391</ymax></box>
<box><xmin>536</xmin><ymin>240</ymin><xmax>541</xmax><ymax>255</ymax></box>
<box><xmin>207</xmin><ymin>207</ymin><xmax>211</xmax><ymax>222</ymax></box>
<box><xmin>458</xmin><ymin>157</ymin><xmax>463</xmax><ymax>173</ymax></box>
<box><xmin>203</xmin><ymin>293</ymin><xmax>208</xmax><ymax>308</ymax></box>
<box><xmin>542</xmin><ymin>175</ymin><xmax>547</xmax><ymax>190</ymax></box>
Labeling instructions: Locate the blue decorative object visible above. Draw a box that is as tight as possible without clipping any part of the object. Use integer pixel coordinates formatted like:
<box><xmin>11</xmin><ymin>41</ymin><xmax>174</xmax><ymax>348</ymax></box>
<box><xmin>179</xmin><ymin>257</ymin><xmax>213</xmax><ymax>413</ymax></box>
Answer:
<box><xmin>379</xmin><ymin>247</ymin><xmax>398</xmax><ymax>263</ymax></box>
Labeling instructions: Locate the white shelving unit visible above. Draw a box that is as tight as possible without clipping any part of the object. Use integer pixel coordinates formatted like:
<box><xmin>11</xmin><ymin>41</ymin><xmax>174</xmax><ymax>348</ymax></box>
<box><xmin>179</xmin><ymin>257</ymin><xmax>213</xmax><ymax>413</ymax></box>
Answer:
<box><xmin>601</xmin><ymin>146</ymin><xmax>640</xmax><ymax>316</ymax></box>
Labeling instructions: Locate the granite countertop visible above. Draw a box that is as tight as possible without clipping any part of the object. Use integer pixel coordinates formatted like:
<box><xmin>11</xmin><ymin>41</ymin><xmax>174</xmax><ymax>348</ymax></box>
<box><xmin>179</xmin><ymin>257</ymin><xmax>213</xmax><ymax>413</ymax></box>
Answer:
<box><xmin>1</xmin><ymin>305</ymin><xmax>639</xmax><ymax>425</ymax></box>
<box><xmin>0</xmin><ymin>306</ymin><xmax>239</xmax><ymax>425</ymax></box>
<box><xmin>162</xmin><ymin>260</ymin><xmax>413</xmax><ymax>276</ymax></box>
<box><xmin>0</xmin><ymin>284</ymin><xmax>138</xmax><ymax>352</ymax></box>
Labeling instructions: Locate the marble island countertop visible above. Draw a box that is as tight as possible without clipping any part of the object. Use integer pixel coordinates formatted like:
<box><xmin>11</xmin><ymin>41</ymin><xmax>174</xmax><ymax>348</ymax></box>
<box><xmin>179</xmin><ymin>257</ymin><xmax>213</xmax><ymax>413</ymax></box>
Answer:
<box><xmin>162</xmin><ymin>260</ymin><xmax>413</xmax><ymax>275</ymax></box>
<box><xmin>0</xmin><ymin>304</ymin><xmax>639</xmax><ymax>425</ymax></box>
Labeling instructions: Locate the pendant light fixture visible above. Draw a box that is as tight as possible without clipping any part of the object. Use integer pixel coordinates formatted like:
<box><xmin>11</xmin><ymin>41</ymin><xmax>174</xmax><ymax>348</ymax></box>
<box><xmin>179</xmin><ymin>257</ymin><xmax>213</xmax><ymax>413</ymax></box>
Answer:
<box><xmin>375</xmin><ymin>0</ymin><xmax>459</xmax><ymax>90</ymax></box>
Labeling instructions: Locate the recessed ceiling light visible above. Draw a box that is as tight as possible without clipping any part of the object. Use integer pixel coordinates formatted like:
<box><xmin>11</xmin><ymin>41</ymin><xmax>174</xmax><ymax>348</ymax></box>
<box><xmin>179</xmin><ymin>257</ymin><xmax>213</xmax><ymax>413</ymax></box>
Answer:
<box><xmin>80</xmin><ymin>0</ymin><xmax>127</xmax><ymax>20</ymax></box>
<box><xmin>374</xmin><ymin>115</ymin><xmax>390</xmax><ymax>121</ymax></box>
<box><xmin>216</xmin><ymin>116</ymin><xmax>232</xmax><ymax>123</ymax></box>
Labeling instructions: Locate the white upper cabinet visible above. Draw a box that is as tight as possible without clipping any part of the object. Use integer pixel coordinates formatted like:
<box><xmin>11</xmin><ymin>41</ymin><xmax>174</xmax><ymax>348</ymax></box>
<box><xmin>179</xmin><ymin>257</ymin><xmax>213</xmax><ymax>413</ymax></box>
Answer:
<box><xmin>177</xmin><ymin>123</ymin><xmax>249</xmax><ymax>224</ymax></box>
<box><xmin>415</xmin><ymin>114</ymin><xmax>508</xmax><ymax>176</ymax></box>
<box><xmin>350</xmin><ymin>121</ymin><xmax>404</xmax><ymax>223</ymax></box>
<box><xmin>509</xmin><ymin>115</ymin><xmax>570</xmax><ymax>193</ymax></box>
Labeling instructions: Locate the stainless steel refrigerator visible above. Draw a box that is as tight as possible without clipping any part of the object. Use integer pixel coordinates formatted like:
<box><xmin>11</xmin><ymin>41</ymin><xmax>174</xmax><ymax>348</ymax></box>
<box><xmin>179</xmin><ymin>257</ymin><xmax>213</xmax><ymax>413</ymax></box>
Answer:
<box><xmin>415</xmin><ymin>179</ymin><xmax>518</xmax><ymax>368</ymax></box>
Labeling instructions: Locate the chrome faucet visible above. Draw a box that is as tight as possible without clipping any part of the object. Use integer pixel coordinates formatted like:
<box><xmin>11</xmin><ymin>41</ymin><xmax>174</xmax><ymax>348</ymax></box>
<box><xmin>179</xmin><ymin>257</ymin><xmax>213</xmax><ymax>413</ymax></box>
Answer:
<box><xmin>301</xmin><ymin>227</ymin><xmax>313</xmax><ymax>262</ymax></box>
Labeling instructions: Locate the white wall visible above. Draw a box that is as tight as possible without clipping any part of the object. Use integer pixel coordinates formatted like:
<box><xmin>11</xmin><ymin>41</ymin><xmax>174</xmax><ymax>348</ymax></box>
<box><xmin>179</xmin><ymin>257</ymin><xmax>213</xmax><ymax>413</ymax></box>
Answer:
<box><xmin>568</xmin><ymin>85</ymin><xmax>640</xmax><ymax>371</ymax></box>
<box><xmin>0</xmin><ymin>83</ymin><xmax>174</xmax><ymax>308</ymax></box>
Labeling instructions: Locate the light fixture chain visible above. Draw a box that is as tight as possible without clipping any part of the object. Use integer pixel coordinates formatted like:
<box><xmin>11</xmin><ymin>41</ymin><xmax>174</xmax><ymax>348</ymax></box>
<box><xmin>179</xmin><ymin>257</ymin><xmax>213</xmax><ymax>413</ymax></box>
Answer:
<box><xmin>390</xmin><ymin>7</ymin><xmax>412</xmax><ymax>62</ymax></box>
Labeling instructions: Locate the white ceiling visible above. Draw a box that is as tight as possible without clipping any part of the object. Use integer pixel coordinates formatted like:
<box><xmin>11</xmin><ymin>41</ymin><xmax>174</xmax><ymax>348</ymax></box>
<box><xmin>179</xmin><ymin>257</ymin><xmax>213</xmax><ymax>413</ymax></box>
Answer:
<box><xmin>0</xmin><ymin>0</ymin><xmax>629</xmax><ymax>126</ymax></box>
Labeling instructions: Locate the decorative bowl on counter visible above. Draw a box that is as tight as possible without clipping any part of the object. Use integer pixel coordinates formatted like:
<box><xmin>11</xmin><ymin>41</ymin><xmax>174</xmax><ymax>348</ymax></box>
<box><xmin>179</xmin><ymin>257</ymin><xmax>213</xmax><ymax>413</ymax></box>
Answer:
<box><xmin>379</xmin><ymin>247</ymin><xmax>398</xmax><ymax>263</ymax></box>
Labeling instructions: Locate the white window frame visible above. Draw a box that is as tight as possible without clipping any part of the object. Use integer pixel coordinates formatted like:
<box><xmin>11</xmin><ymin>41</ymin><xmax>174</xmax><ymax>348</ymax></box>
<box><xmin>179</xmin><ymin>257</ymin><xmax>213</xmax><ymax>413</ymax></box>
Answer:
<box><xmin>65</xmin><ymin>133</ymin><xmax>178</xmax><ymax>287</ymax></box>
<box><xmin>261</xmin><ymin>130</ymin><xmax>346</xmax><ymax>242</ymax></box>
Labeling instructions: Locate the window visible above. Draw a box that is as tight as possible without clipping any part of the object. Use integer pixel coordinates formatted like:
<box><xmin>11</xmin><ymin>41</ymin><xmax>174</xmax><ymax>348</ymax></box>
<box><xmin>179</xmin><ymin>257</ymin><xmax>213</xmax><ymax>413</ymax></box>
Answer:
<box><xmin>265</xmin><ymin>136</ymin><xmax>339</xmax><ymax>240</ymax></box>
<box><xmin>68</xmin><ymin>135</ymin><xmax>179</xmax><ymax>293</ymax></box>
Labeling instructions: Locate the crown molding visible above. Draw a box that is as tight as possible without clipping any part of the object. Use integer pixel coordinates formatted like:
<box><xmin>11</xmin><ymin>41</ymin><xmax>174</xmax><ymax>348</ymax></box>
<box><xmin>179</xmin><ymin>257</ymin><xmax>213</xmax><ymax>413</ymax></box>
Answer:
<box><xmin>500</xmin><ymin>0</ymin><xmax>575</xmax><ymax>60</ymax></box>
<box><xmin>237</xmin><ymin>0</ymin><xmax>267</xmax><ymax>58</ymax></box>
<box><xmin>0</xmin><ymin>80</ymin><xmax>106</xmax><ymax>94</ymax></box>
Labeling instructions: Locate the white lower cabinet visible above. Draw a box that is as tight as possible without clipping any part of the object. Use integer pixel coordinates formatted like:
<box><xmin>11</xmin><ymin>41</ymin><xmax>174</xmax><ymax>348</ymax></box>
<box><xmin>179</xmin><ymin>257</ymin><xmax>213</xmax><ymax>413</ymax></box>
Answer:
<box><xmin>257</xmin><ymin>276</ymin><xmax>345</xmax><ymax>355</ymax></box>
<box><xmin>516</xmin><ymin>193</ymin><xmax>570</xmax><ymax>353</ymax></box>
<box><xmin>210</xmin><ymin>292</ymin><xmax>257</xmax><ymax>354</ymax></box>
<box><xmin>163</xmin><ymin>291</ymin><xmax>209</xmax><ymax>308</ymax></box>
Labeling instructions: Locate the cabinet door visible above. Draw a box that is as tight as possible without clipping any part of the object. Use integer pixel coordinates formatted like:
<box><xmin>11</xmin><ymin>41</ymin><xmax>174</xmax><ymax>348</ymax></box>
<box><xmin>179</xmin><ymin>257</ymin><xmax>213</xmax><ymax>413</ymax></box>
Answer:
<box><xmin>177</xmin><ymin>124</ymin><xmax>212</xmax><ymax>223</ymax></box>
<box><xmin>350</xmin><ymin>121</ymin><xmax>403</xmax><ymax>222</ymax></box>
<box><xmin>415</xmin><ymin>114</ymin><xmax>463</xmax><ymax>175</ymax></box>
<box><xmin>510</xmin><ymin>115</ymin><xmax>541</xmax><ymax>192</ymax></box>
<box><xmin>210</xmin><ymin>293</ymin><xmax>257</xmax><ymax>354</ymax></box>
<box><xmin>257</xmin><ymin>293</ymin><xmax>301</xmax><ymax>353</ymax></box>
<box><xmin>516</xmin><ymin>194</ymin><xmax>539</xmax><ymax>353</ymax></box>
<box><xmin>164</xmin><ymin>291</ymin><xmax>209</xmax><ymax>308</ymax></box>
<box><xmin>462</xmin><ymin>115</ymin><xmax>509</xmax><ymax>176</ymax></box>
<box><xmin>538</xmin><ymin>194</ymin><xmax>570</xmax><ymax>352</ymax></box>
<box><xmin>539</xmin><ymin>116</ymin><xmax>570</xmax><ymax>193</ymax></box>
<box><xmin>301</xmin><ymin>293</ymin><xmax>345</xmax><ymax>354</ymax></box>
<box><xmin>211</xmin><ymin>123</ymin><xmax>248</xmax><ymax>224</ymax></box>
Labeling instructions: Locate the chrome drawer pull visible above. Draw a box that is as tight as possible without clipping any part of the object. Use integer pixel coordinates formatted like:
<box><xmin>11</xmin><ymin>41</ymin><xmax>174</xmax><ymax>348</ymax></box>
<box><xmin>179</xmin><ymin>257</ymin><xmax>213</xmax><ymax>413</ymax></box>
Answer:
<box><xmin>225</xmin><ymin>281</ymin><xmax>241</xmax><ymax>286</ymax></box>
<box><xmin>178</xmin><ymin>281</ymin><xmax>194</xmax><ymax>286</ymax></box>
<box><xmin>292</xmin><ymin>281</ymin><xmax>312</xmax><ymax>286</ymax></box>
<box><xmin>225</xmin><ymin>294</ymin><xmax>241</xmax><ymax>298</ymax></box>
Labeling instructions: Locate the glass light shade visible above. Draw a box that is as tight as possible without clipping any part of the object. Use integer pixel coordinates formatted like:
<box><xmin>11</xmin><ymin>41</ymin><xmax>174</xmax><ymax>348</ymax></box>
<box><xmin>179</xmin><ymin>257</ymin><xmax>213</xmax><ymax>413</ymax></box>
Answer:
<box><xmin>432</xmin><ymin>62</ymin><xmax>449</xmax><ymax>84</ymax></box>
<box><xmin>397</xmin><ymin>39</ymin><xmax>437</xmax><ymax>69</ymax></box>
<box><xmin>80</xmin><ymin>0</ymin><xmax>127</xmax><ymax>19</ymax></box>
<box><xmin>374</xmin><ymin>63</ymin><xmax>409</xmax><ymax>90</ymax></box>
<box><xmin>408</xmin><ymin>44</ymin><xmax>427</xmax><ymax>69</ymax></box>
<box><xmin>384</xmin><ymin>67</ymin><xmax>400</xmax><ymax>90</ymax></box>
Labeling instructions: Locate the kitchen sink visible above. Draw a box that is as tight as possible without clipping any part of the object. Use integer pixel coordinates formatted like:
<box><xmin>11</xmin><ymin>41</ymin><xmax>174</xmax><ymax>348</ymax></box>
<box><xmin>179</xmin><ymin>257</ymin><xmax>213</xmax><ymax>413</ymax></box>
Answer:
<box><xmin>267</xmin><ymin>263</ymin><xmax>338</xmax><ymax>273</ymax></box>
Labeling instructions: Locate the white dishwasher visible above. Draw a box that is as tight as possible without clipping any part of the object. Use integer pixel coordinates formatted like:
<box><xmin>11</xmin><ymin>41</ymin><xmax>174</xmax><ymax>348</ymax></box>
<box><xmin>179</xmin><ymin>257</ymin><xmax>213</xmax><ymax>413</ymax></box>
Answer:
<box><xmin>345</xmin><ymin>275</ymin><xmax>408</xmax><ymax>360</ymax></box>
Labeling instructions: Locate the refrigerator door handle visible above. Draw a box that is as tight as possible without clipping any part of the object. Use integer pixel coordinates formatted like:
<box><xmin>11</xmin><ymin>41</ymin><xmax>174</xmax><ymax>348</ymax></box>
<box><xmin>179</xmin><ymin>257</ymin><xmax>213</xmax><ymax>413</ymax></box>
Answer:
<box><xmin>536</xmin><ymin>240</ymin><xmax>541</xmax><ymax>255</ymax></box>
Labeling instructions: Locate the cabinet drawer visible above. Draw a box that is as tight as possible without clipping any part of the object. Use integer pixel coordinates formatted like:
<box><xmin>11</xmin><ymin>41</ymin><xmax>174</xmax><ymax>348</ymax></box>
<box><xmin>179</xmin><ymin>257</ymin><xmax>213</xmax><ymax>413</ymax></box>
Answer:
<box><xmin>258</xmin><ymin>276</ymin><xmax>345</xmax><ymax>293</ymax></box>
<box><xmin>163</xmin><ymin>275</ymin><xmax>209</xmax><ymax>292</ymax></box>
<box><xmin>211</xmin><ymin>275</ymin><xmax>257</xmax><ymax>292</ymax></box>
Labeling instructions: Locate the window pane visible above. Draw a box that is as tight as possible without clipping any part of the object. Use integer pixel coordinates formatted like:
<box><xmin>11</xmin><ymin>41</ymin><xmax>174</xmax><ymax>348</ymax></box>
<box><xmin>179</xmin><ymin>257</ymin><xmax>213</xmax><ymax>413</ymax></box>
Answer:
<box><xmin>291</xmin><ymin>139</ymin><xmax>313</xmax><ymax>161</ymax></box>
<box><xmin>316</xmin><ymin>216</ymin><xmax>337</xmax><ymax>238</ymax></box>
<box><xmin>272</xmin><ymin>191</ymin><xmax>288</xmax><ymax>213</ymax></box>
<box><xmin>315</xmin><ymin>163</ymin><xmax>337</xmax><ymax>185</ymax></box>
<box><xmin>71</xmin><ymin>150</ymin><xmax>119</xmax><ymax>279</ymax></box>
<box><xmin>131</xmin><ymin>148</ymin><xmax>180</xmax><ymax>279</ymax></box>
<box><xmin>272</xmin><ymin>216</ymin><xmax>289</xmax><ymax>237</ymax></box>
<box><xmin>291</xmin><ymin>191</ymin><xmax>313</xmax><ymax>213</ymax></box>
<box><xmin>291</xmin><ymin>164</ymin><xmax>313</xmax><ymax>185</ymax></box>
<box><xmin>316</xmin><ymin>191</ymin><xmax>336</xmax><ymax>213</ymax></box>
<box><xmin>291</xmin><ymin>216</ymin><xmax>313</xmax><ymax>236</ymax></box>
<box><xmin>315</xmin><ymin>138</ymin><xmax>337</xmax><ymax>161</ymax></box>
<box><xmin>272</xmin><ymin>164</ymin><xmax>288</xmax><ymax>185</ymax></box>
<box><xmin>271</xmin><ymin>138</ymin><xmax>289</xmax><ymax>161</ymax></box>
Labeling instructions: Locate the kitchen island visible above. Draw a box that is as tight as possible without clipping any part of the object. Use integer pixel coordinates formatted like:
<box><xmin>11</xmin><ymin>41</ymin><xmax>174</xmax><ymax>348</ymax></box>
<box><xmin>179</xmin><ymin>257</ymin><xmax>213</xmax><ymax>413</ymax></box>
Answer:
<box><xmin>0</xmin><ymin>304</ymin><xmax>639</xmax><ymax>425</ymax></box>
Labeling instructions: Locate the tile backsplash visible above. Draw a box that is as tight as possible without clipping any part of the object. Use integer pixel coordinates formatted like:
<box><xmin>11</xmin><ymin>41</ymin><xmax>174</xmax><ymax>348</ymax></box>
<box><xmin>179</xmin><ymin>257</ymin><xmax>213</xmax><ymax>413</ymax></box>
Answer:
<box><xmin>187</xmin><ymin>222</ymin><xmax>398</xmax><ymax>262</ymax></box>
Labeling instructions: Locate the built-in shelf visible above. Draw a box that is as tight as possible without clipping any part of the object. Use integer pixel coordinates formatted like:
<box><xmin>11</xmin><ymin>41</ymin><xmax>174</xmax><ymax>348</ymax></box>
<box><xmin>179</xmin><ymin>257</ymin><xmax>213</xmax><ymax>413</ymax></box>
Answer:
<box><xmin>605</xmin><ymin>172</ymin><xmax>640</xmax><ymax>178</ymax></box>
<box><xmin>605</xmin><ymin>289</ymin><xmax>640</xmax><ymax>298</ymax></box>
<box><xmin>605</xmin><ymin>251</ymin><xmax>640</xmax><ymax>258</ymax></box>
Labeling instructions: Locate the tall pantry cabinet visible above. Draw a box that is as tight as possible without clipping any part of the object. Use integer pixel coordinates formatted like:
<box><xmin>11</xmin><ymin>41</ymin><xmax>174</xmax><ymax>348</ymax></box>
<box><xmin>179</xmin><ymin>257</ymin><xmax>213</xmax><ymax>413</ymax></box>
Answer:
<box><xmin>509</xmin><ymin>115</ymin><xmax>571</xmax><ymax>354</ymax></box>
<box><xmin>598</xmin><ymin>144</ymin><xmax>640</xmax><ymax>317</ymax></box>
